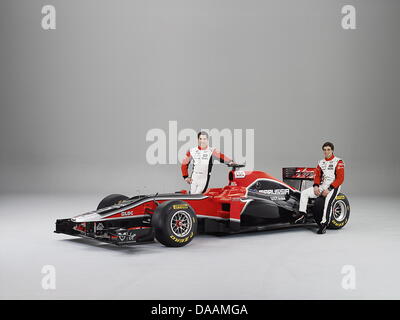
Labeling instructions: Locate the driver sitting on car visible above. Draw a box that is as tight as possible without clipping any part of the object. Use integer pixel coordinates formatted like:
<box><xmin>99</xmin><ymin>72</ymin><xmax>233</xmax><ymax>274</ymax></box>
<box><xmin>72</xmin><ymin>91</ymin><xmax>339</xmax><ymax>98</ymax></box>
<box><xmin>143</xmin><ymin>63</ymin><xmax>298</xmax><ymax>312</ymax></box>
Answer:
<box><xmin>293</xmin><ymin>142</ymin><xmax>345</xmax><ymax>234</ymax></box>
<box><xmin>181</xmin><ymin>131</ymin><xmax>235</xmax><ymax>194</ymax></box>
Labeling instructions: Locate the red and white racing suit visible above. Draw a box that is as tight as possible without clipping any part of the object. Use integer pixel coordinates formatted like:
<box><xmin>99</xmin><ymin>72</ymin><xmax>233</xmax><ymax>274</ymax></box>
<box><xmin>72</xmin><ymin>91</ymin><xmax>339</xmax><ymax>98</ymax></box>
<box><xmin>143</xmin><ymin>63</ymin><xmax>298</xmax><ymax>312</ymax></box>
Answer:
<box><xmin>299</xmin><ymin>154</ymin><xmax>345</xmax><ymax>224</ymax></box>
<box><xmin>181</xmin><ymin>146</ymin><xmax>232</xmax><ymax>194</ymax></box>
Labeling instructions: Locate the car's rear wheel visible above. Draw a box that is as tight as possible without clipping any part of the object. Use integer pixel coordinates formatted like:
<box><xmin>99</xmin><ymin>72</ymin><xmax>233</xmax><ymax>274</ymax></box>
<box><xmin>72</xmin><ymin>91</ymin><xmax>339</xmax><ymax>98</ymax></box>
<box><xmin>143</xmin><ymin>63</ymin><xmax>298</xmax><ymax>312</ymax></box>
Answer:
<box><xmin>97</xmin><ymin>194</ymin><xmax>129</xmax><ymax>210</ymax></box>
<box><xmin>328</xmin><ymin>193</ymin><xmax>350</xmax><ymax>229</ymax></box>
<box><xmin>152</xmin><ymin>200</ymin><xmax>197</xmax><ymax>247</ymax></box>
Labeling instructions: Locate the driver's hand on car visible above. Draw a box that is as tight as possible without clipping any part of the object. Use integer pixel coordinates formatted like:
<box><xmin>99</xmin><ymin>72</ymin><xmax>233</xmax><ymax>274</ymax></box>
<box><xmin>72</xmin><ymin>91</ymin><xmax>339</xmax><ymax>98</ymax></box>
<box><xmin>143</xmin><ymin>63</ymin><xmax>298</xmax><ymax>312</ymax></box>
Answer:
<box><xmin>185</xmin><ymin>177</ymin><xmax>192</xmax><ymax>184</ymax></box>
<box><xmin>313</xmin><ymin>186</ymin><xmax>321</xmax><ymax>196</ymax></box>
<box><xmin>321</xmin><ymin>189</ymin><xmax>330</xmax><ymax>197</ymax></box>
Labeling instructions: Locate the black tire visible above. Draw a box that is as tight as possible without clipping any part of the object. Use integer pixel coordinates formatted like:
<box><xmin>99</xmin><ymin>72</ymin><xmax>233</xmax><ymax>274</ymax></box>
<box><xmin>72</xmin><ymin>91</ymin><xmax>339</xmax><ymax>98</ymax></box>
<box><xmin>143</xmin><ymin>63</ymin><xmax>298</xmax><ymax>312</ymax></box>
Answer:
<box><xmin>328</xmin><ymin>193</ymin><xmax>350</xmax><ymax>229</ymax></box>
<box><xmin>97</xmin><ymin>194</ymin><xmax>129</xmax><ymax>210</ymax></box>
<box><xmin>152</xmin><ymin>200</ymin><xmax>197</xmax><ymax>247</ymax></box>
<box><xmin>312</xmin><ymin>193</ymin><xmax>350</xmax><ymax>229</ymax></box>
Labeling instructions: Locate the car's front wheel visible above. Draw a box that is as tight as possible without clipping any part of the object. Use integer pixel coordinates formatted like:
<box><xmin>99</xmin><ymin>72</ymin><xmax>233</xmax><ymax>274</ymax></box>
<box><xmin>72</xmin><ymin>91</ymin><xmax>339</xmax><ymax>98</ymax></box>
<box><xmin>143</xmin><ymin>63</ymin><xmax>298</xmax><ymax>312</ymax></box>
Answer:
<box><xmin>97</xmin><ymin>194</ymin><xmax>129</xmax><ymax>210</ymax></box>
<box><xmin>152</xmin><ymin>200</ymin><xmax>197</xmax><ymax>247</ymax></box>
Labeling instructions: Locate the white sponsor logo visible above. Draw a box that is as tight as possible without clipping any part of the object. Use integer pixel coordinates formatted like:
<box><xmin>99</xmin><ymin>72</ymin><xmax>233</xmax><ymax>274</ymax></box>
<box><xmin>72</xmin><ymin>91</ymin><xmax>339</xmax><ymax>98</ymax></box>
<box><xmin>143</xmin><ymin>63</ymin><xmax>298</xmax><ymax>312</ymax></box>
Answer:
<box><xmin>234</xmin><ymin>171</ymin><xmax>246</xmax><ymax>178</ymax></box>
<box><xmin>128</xmin><ymin>232</ymin><xmax>136</xmax><ymax>241</ymax></box>
<box><xmin>118</xmin><ymin>233</ymin><xmax>127</xmax><ymax>241</ymax></box>
<box><xmin>121</xmin><ymin>210</ymin><xmax>134</xmax><ymax>217</ymax></box>
<box><xmin>259</xmin><ymin>189</ymin><xmax>289</xmax><ymax>195</ymax></box>
<box><xmin>96</xmin><ymin>223</ymin><xmax>104</xmax><ymax>230</ymax></box>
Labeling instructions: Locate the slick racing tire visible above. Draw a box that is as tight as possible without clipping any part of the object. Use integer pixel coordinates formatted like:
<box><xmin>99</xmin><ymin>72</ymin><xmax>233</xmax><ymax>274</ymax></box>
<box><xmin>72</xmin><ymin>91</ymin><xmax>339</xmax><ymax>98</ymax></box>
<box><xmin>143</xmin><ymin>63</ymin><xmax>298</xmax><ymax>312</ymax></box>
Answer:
<box><xmin>327</xmin><ymin>193</ymin><xmax>350</xmax><ymax>229</ymax></box>
<box><xmin>152</xmin><ymin>200</ymin><xmax>197</xmax><ymax>247</ymax></box>
<box><xmin>97</xmin><ymin>194</ymin><xmax>129</xmax><ymax>210</ymax></box>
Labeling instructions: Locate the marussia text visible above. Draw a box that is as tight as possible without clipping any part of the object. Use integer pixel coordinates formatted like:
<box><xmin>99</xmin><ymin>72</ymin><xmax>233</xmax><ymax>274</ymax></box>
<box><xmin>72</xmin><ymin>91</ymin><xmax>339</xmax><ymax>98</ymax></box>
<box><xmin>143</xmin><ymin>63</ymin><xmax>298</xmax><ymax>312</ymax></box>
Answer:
<box><xmin>151</xmin><ymin>304</ymin><xmax>248</xmax><ymax>317</ymax></box>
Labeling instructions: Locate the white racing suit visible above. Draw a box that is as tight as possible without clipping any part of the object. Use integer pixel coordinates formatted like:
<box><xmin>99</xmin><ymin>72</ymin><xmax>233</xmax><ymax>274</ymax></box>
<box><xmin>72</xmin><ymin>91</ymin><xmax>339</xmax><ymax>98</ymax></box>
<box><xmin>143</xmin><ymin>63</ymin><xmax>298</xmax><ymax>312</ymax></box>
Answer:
<box><xmin>299</xmin><ymin>155</ymin><xmax>345</xmax><ymax>224</ymax></box>
<box><xmin>181</xmin><ymin>146</ymin><xmax>231</xmax><ymax>194</ymax></box>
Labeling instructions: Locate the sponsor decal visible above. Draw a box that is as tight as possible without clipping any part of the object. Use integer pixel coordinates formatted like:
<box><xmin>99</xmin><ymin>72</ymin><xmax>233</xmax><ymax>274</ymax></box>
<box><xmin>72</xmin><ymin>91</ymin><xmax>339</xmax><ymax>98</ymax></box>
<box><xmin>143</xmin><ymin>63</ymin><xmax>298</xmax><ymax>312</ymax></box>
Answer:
<box><xmin>73</xmin><ymin>223</ymin><xmax>86</xmax><ymax>233</ymax></box>
<box><xmin>234</xmin><ymin>171</ymin><xmax>246</xmax><ymax>178</ymax></box>
<box><xmin>169</xmin><ymin>232</ymin><xmax>194</xmax><ymax>243</ymax></box>
<box><xmin>118</xmin><ymin>233</ymin><xmax>127</xmax><ymax>241</ymax></box>
<box><xmin>121</xmin><ymin>210</ymin><xmax>134</xmax><ymax>216</ymax></box>
<box><xmin>270</xmin><ymin>196</ymin><xmax>285</xmax><ymax>201</ymax></box>
<box><xmin>173</xmin><ymin>204</ymin><xmax>189</xmax><ymax>210</ymax></box>
<box><xmin>128</xmin><ymin>232</ymin><xmax>136</xmax><ymax>241</ymax></box>
<box><xmin>115</xmin><ymin>230</ymin><xmax>138</xmax><ymax>242</ymax></box>
<box><xmin>293</xmin><ymin>168</ymin><xmax>315</xmax><ymax>178</ymax></box>
<box><xmin>96</xmin><ymin>223</ymin><xmax>104</xmax><ymax>231</ymax></box>
<box><xmin>259</xmin><ymin>189</ymin><xmax>290</xmax><ymax>195</ymax></box>
<box><xmin>257</xmin><ymin>189</ymin><xmax>289</xmax><ymax>201</ymax></box>
<box><xmin>336</xmin><ymin>195</ymin><xmax>346</xmax><ymax>200</ymax></box>
<box><xmin>331</xmin><ymin>218</ymin><xmax>348</xmax><ymax>227</ymax></box>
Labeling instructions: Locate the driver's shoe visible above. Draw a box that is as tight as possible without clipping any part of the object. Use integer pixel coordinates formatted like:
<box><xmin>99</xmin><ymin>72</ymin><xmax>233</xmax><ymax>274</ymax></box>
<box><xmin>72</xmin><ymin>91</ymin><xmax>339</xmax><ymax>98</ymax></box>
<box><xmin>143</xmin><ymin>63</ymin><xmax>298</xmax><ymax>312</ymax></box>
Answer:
<box><xmin>293</xmin><ymin>212</ymin><xmax>306</xmax><ymax>224</ymax></box>
<box><xmin>317</xmin><ymin>223</ymin><xmax>328</xmax><ymax>234</ymax></box>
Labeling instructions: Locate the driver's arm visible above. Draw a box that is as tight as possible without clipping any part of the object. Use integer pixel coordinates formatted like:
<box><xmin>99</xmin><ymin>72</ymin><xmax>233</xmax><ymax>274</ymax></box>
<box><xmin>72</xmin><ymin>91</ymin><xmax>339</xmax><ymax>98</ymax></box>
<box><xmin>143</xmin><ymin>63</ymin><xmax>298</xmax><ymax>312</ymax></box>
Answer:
<box><xmin>329</xmin><ymin>160</ymin><xmax>345</xmax><ymax>190</ymax></box>
<box><xmin>212</xmin><ymin>149</ymin><xmax>233</xmax><ymax>165</ymax></box>
<box><xmin>313</xmin><ymin>164</ymin><xmax>322</xmax><ymax>188</ymax></box>
<box><xmin>181</xmin><ymin>150</ymin><xmax>192</xmax><ymax>179</ymax></box>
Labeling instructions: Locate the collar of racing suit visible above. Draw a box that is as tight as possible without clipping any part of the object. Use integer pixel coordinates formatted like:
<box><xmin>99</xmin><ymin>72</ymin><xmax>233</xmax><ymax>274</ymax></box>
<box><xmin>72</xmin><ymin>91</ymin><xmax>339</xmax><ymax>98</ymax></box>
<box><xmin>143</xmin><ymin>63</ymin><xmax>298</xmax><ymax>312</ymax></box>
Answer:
<box><xmin>324</xmin><ymin>154</ymin><xmax>335</xmax><ymax>161</ymax></box>
<box><xmin>197</xmin><ymin>145</ymin><xmax>208</xmax><ymax>150</ymax></box>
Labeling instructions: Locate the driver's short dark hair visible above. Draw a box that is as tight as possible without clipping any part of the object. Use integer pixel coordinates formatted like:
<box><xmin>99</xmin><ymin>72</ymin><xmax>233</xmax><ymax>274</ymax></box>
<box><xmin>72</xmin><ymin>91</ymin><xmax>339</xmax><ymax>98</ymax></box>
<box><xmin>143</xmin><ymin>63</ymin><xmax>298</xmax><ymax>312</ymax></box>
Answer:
<box><xmin>322</xmin><ymin>141</ymin><xmax>334</xmax><ymax>151</ymax></box>
<box><xmin>197</xmin><ymin>131</ymin><xmax>209</xmax><ymax>139</ymax></box>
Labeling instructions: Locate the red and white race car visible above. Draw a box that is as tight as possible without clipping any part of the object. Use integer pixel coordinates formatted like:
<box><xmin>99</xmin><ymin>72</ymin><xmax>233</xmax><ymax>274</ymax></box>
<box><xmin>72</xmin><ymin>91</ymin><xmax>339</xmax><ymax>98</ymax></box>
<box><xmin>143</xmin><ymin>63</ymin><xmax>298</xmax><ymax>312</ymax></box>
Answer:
<box><xmin>55</xmin><ymin>164</ymin><xmax>350</xmax><ymax>247</ymax></box>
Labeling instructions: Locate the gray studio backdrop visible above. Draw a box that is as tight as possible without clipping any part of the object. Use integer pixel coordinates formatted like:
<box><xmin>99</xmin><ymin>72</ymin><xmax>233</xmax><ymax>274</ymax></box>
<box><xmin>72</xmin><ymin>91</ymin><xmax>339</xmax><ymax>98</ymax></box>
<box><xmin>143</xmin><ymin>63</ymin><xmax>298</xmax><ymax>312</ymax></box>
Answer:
<box><xmin>1</xmin><ymin>0</ymin><xmax>399</xmax><ymax>197</ymax></box>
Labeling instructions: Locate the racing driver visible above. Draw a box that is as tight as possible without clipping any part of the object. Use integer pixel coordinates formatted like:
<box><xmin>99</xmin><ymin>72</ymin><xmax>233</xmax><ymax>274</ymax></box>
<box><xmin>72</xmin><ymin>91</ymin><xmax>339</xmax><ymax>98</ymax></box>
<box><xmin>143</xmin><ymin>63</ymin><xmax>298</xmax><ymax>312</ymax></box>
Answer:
<box><xmin>181</xmin><ymin>131</ymin><xmax>235</xmax><ymax>194</ymax></box>
<box><xmin>294</xmin><ymin>142</ymin><xmax>345</xmax><ymax>234</ymax></box>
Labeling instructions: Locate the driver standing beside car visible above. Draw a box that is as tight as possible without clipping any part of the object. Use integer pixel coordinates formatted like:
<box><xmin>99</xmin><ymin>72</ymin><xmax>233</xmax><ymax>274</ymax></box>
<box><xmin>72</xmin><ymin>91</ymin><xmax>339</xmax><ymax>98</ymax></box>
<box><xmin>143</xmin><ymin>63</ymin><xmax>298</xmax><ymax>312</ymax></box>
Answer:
<box><xmin>181</xmin><ymin>131</ymin><xmax>235</xmax><ymax>194</ymax></box>
<box><xmin>294</xmin><ymin>142</ymin><xmax>345</xmax><ymax>234</ymax></box>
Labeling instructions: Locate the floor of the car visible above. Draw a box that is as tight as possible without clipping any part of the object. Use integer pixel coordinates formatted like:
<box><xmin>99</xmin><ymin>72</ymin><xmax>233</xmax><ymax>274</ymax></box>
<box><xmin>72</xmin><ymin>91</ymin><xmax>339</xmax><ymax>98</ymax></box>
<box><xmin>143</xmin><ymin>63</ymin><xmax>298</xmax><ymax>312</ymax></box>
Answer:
<box><xmin>232</xmin><ymin>222</ymin><xmax>317</xmax><ymax>234</ymax></box>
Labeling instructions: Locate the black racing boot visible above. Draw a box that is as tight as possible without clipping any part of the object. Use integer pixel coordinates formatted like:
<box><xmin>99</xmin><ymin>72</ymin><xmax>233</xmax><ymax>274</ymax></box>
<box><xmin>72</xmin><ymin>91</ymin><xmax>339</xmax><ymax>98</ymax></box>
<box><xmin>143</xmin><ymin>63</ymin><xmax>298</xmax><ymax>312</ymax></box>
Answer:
<box><xmin>317</xmin><ymin>223</ymin><xmax>327</xmax><ymax>234</ymax></box>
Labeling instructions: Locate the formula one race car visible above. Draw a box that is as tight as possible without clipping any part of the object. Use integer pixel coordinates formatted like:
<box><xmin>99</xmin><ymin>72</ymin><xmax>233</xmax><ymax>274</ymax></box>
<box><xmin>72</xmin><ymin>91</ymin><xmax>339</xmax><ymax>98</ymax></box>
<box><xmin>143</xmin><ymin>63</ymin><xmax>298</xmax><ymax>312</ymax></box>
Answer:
<box><xmin>55</xmin><ymin>164</ymin><xmax>350</xmax><ymax>247</ymax></box>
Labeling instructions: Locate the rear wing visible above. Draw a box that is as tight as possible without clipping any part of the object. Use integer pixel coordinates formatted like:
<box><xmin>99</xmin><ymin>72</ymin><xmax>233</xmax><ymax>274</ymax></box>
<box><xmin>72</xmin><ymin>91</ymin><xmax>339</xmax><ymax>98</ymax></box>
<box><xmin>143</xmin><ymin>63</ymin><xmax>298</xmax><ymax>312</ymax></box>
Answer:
<box><xmin>282</xmin><ymin>167</ymin><xmax>316</xmax><ymax>181</ymax></box>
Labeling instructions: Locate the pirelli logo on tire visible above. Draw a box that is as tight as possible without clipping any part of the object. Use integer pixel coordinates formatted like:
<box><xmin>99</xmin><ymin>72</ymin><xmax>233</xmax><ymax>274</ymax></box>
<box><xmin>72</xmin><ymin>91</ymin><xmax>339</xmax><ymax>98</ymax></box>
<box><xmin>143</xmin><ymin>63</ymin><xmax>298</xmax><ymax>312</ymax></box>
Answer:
<box><xmin>170</xmin><ymin>232</ymin><xmax>194</xmax><ymax>243</ymax></box>
<box><xmin>331</xmin><ymin>219</ymin><xmax>348</xmax><ymax>228</ymax></box>
<box><xmin>172</xmin><ymin>204</ymin><xmax>189</xmax><ymax>210</ymax></box>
